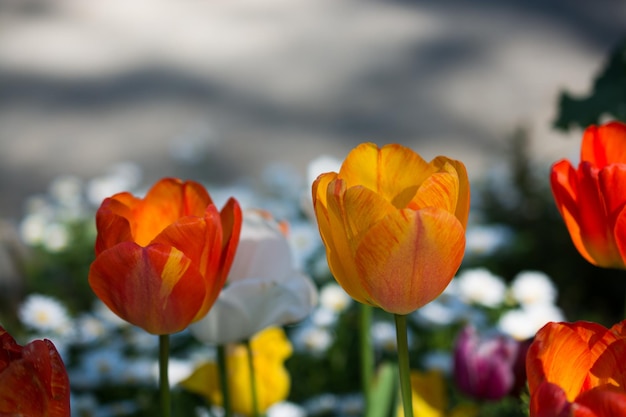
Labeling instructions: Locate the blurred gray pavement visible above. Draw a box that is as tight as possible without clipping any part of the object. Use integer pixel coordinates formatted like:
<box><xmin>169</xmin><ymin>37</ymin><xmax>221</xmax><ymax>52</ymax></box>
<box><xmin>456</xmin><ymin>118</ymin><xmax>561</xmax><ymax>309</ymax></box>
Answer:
<box><xmin>1</xmin><ymin>0</ymin><xmax>625</xmax><ymax>219</ymax></box>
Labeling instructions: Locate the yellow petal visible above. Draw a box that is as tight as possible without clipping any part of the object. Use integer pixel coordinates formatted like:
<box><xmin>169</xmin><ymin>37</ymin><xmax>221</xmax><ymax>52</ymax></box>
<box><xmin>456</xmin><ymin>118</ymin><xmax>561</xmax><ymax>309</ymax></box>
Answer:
<box><xmin>339</xmin><ymin>143</ymin><xmax>434</xmax><ymax>208</ymax></box>
<box><xmin>355</xmin><ymin>207</ymin><xmax>465</xmax><ymax>314</ymax></box>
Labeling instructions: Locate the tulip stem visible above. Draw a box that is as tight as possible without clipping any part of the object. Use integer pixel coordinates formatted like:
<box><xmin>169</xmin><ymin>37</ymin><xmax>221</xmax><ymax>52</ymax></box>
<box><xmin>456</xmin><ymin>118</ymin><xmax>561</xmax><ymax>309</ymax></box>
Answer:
<box><xmin>159</xmin><ymin>334</ymin><xmax>171</xmax><ymax>417</ymax></box>
<box><xmin>217</xmin><ymin>345</ymin><xmax>233</xmax><ymax>417</ymax></box>
<box><xmin>395</xmin><ymin>314</ymin><xmax>414</xmax><ymax>417</ymax></box>
<box><xmin>360</xmin><ymin>304</ymin><xmax>374</xmax><ymax>412</ymax></box>
<box><xmin>244</xmin><ymin>339</ymin><xmax>261</xmax><ymax>417</ymax></box>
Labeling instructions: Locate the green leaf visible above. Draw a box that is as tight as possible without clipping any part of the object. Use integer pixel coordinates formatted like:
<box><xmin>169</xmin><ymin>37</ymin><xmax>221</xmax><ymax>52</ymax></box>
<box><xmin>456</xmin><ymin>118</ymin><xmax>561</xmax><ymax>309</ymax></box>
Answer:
<box><xmin>366</xmin><ymin>361</ymin><xmax>398</xmax><ymax>417</ymax></box>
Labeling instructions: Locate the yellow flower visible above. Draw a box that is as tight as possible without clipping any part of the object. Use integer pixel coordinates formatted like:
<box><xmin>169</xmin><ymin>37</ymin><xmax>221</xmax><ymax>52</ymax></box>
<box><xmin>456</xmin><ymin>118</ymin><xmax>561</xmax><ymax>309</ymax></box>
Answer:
<box><xmin>312</xmin><ymin>143</ymin><xmax>470</xmax><ymax>314</ymax></box>
<box><xmin>398</xmin><ymin>370</ymin><xmax>478</xmax><ymax>417</ymax></box>
<box><xmin>180</xmin><ymin>327</ymin><xmax>292</xmax><ymax>416</ymax></box>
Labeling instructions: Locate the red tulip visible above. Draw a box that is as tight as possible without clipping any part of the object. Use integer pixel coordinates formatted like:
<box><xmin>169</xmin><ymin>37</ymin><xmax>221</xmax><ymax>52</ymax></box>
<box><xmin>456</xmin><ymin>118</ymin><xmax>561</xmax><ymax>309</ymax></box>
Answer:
<box><xmin>526</xmin><ymin>320</ymin><xmax>626</xmax><ymax>417</ymax></box>
<box><xmin>0</xmin><ymin>326</ymin><xmax>70</xmax><ymax>416</ymax></box>
<box><xmin>551</xmin><ymin>121</ymin><xmax>626</xmax><ymax>268</ymax></box>
<box><xmin>89</xmin><ymin>178</ymin><xmax>242</xmax><ymax>334</ymax></box>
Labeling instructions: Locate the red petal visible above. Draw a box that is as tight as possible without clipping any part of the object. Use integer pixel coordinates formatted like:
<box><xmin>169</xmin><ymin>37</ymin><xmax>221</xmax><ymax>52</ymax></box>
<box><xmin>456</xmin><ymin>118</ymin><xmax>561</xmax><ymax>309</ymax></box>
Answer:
<box><xmin>0</xmin><ymin>333</ymin><xmax>70</xmax><ymax>417</ymax></box>
<box><xmin>89</xmin><ymin>242</ymin><xmax>206</xmax><ymax>334</ymax></box>
<box><xmin>575</xmin><ymin>386</ymin><xmax>626</xmax><ymax>417</ymax></box>
<box><xmin>529</xmin><ymin>381</ymin><xmax>573</xmax><ymax>417</ymax></box>
<box><xmin>581</xmin><ymin>122</ymin><xmax>626</xmax><ymax>169</ymax></box>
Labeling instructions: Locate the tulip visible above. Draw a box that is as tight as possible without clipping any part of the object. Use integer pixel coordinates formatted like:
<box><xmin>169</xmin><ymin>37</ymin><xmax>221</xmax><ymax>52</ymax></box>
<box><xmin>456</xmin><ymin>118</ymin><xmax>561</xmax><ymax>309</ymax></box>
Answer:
<box><xmin>453</xmin><ymin>326</ymin><xmax>520</xmax><ymax>401</ymax></box>
<box><xmin>181</xmin><ymin>327</ymin><xmax>292</xmax><ymax>416</ymax></box>
<box><xmin>190</xmin><ymin>209</ymin><xmax>318</xmax><ymax>344</ymax></box>
<box><xmin>89</xmin><ymin>177</ymin><xmax>242</xmax><ymax>335</ymax></box>
<box><xmin>526</xmin><ymin>320</ymin><xmax>626</xmax><ymax>417</ymax></box>
<box><xmin>312</xmin><ymin>142</ymin><xmax>470</xmax><ymax>315</ymax></box>
<box><xmin>551</xmin><ymin>121</ymin><xmax>626</xmax><ymax>269</ymax></box>
<box><xmin>0</xmin><ymin>326</ymin><xmax>70</xmax><ymax>416</ymax></box>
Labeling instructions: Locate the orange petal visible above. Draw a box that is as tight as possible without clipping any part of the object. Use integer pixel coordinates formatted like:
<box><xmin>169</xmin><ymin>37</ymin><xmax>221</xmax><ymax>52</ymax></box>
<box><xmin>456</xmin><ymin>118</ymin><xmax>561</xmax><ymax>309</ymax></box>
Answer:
<box><xmin>338</xmin><ymin>143</ymin><xmax>434</xmax><ymax>207</ymax></box>
<box><xmin>410</xmin><ymin>161</ymin><xmax>460</xmax><ymax>214</ymax></box>
<box><xmin>581</xmin><ymin>122</ymin><xmax>626</xmax><ymax>168</ymax></box>
<box><xmin>589</xmin><ymin>338</ymin><xmax>626</xmax><ymax>390</ymax></box>
<box><xmin>355</xmin><ymin>207</ymin><xmax>465</xmax><ymax>314</ymax></box>
<box><xmin>89</xmin><ymin>242</ymin><xmax>206</xmax><ymax>334</ymax></box>
<box><xmin>131</xmin><ymin>178</ymin><xmax>213</xmax><ymax>246</ymax></box>
<box><xmin>527</xmin><ymin>322</ymin><xmax>593</xmax><ymax>402</ymax></box>
<box><xmin>320</xmin><ymin>178</ymin><xmax>372</xmax><ymax>305</ymax></box>
<box><xmin>431</xmin><ymin>156</ymin><xmax>471</xmax><ymax>228</ymax></box>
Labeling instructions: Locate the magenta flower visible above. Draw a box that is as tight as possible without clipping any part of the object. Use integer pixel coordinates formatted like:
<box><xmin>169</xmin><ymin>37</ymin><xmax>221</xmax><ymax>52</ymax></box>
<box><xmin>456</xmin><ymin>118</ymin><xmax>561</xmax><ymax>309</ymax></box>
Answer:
<box><xmin>453</xmin><ymin>325</ymin><xmax>521</xmax><ymax>401</ymax></box>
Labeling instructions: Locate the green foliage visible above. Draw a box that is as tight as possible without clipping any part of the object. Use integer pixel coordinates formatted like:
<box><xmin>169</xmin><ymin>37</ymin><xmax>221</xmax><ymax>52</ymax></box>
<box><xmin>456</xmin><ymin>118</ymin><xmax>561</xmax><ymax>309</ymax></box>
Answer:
<box><xmin>554</xmin><ymin>39</ymin><xmax>626</xmax><ymax>130</ymax></box>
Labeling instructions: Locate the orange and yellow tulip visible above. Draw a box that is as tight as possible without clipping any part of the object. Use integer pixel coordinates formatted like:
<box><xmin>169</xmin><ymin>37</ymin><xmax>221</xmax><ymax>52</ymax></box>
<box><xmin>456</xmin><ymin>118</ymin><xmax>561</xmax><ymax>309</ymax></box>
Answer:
<box><xmin>526</xmin><ymin>320</ymin><xmax>626</xmax><ymax>417</ymax></box>
<box><xmin>89</xmin><ymin>177</ymin><xmax>242</xmax><ymax>335</ymax></box>
<box><xmin>0</xmin><ymin>326</ymin><xmax>70</xmax><ymax>416</ymax></box>
<box><xmin>312</xmin><ymin>143</ymin><xmax>469</xmax><ymax>315</ymax></box>
<box><xmin>551</xmin><ymin>121</ymin><xmax>626</xmax><ymax>269</ymax></box>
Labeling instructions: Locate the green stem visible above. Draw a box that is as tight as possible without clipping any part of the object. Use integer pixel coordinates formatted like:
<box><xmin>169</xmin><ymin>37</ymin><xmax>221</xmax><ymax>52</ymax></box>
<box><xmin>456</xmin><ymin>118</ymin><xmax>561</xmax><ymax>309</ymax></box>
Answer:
<box><xmin>360</xmin><ymin>304</ymin><xmax>374</xmax><ymax>413</ymax></box>
<box><xmin>217</xmin><ymin>345</ymin><xmax>232</xmax><ymax>417</ymax></box>
<box><xmin>395</xmin><ymin>314</ymin><xmax>414</xmax><ymax>417</ymax></box>
<box><xmin>159</xmin><ymin>334</ymin><xmax>171</xmax><ymax>417</ymax></box>
<box><xmin>244</xmin><ymin>339</ymin><xmax>260</xmax><ymax>417</ymax></box>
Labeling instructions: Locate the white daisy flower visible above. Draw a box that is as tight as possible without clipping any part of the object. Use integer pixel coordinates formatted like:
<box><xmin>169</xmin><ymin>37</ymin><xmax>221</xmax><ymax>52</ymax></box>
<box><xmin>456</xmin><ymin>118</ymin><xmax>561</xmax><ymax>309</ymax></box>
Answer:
<box><xmin>319</xmin><ymin>283</ymin><xmax>352</xmax><ymax>313</ymax></box>
<box><xmin>455</xmin><ymin>268</ymin><xmax>507</xmax><ymax>308</ymax></box>
<box><xmin>267</xmin><ymin>401</ymin><xmax>307</xmax><ymax>417</ymax></box>
<box><xmin>498</xmin><ymin>304</ymin><xmax>565</xmax><ymax>340</ymax></box>
<box><xmin>510</xmin><ymin>270</ymin><xmax>558</xmax><ymax>307</ymax></box>
<box><xmin>19</xmin><ymin>294</ymin><xmax>71</xmax><ymax>334</ymax></box>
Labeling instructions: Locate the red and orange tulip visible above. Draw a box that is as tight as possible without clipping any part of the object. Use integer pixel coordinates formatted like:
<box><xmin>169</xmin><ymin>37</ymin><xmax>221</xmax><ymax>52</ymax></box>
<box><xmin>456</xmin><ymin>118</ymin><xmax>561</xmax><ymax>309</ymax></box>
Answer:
<box><xmin>312</xmin><ymin>143</ymin><xmax>469</xmax><ymax>315</ymax></box>
<box><xmin>89</xmin><ymin>178</ymin><xmax>242</xmax><ymax>335</ymax></box>
<box><xmin>551</xmin><ymin>121</ymin><xmax>626</xmax><ymax>269</ymax></box>
<box><xmin>0</xmin><ymin>326</ymin><xmax>70</xmax><ymax>416</ymax></box>
<box><xmin>526</xmin><ymin>320</ymin><xmax>626</xmax><ymax>417</ymax></box>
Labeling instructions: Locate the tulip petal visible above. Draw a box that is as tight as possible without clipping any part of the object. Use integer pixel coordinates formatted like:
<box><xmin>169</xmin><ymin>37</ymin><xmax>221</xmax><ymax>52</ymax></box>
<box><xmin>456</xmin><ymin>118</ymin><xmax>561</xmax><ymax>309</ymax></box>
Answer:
<box><xmin>589</xmin><ymin>338</ymin><xmax>626</xmax><ymax>390</ymax></box>
<box><xmin>338</xmin><ymin>143</ymin><xmax>435</xmax><ymax>207</ymax></box>
<box><xmin>581</xmin><ymin>122</ymin><xmax>626</xmax><ymax>168</ymax></box>
<box><xmin>316</xmin><ymin>177</ymin><xmax>372</xmax><ymax>305</ymax></box>
<box><xmin>431</xmin><ymin>157</ymin><xmax>471</xmax><ymax>228</ymax></box>
<box><xmin>89</xmin><ymin>242</ymin><xmax>206</xmax><ymax>334</ymax></box>
<box><xmin>551</xmin><ymin>160</ymin><xmax>598</xmax><ymax>265</ymax></box>
<box><xmin>577</xmin><ymin>162</ymin><xmax>623</xmax><ymax>267</ymax></box>
<box><xmin>94</xmin><ymin>195</ymin><xmax>138</xmax><ymax>254</ymax></box>
<box><xmin>226</xmin><ymin>209</ymin><xmax>291</xmax><ymax>284</ymax></box>
<box><xmin>575</xmin><ymin>386</ymin><xmax>626</xmax><ymax>417</ymax></box>
<box><xmin>151</xmin><ymin>205</ymin><xmax>227</xmax><ymax>321</ymax></box>
<box><xmin>355</xmin><ymin>207</ymin><xmax>465</xmax><ymax>314</ymax></box>
<box><xmin>0</xmin><ymin>333</ymin><xmax>70</xmax><ymax>417</ymax></box>
<box><xmin>131</xmin><ymin>178</ymin><xmax>213</xmax><ymax>246</ymax></box>
<box><xmin>410</xmin><ymin>162</ymin><xmax>459</xmax><ymax>214</ymax></box>
<box><xmin>529</xmin><ymin>381</ymin><xmax>573</xmax><ymax>417</ymax></box>
<box><xmin>527</xmin><ymin>322</ymin><xmax>593</xmax><ymax>402</ymax></box>
<box><xmin>598</xmin><ymin>165</ymin><xmax>626</xmax><ymax>266</ymax></box>
<box><xmin>190</xmin><ymin>272</ymin><xmax>317</xmax><ymax>344</ymax></box>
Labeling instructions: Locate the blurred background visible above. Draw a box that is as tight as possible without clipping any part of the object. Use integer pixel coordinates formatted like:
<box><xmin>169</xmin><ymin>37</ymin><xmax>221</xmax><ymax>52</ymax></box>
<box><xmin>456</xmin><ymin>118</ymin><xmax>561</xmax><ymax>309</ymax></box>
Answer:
<box><xmin>1</xmin><ymin>0</ymin><xmax>625</xmax><ymax>219</ymax></box>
